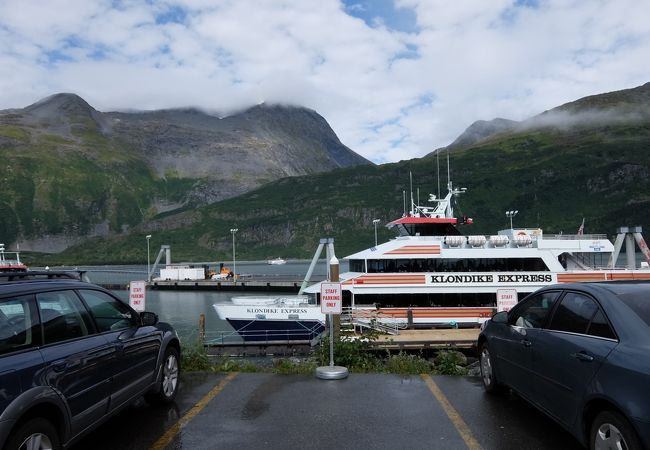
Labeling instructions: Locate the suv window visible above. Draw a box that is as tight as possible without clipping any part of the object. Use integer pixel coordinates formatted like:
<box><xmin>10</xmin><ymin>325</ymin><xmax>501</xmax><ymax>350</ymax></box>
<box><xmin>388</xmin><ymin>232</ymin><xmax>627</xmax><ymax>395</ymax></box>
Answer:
<box><xmin>78</xmin><ymin>290</ymin><xmax>136</xmax><ymax>332</ymax></box>
<box><xmin>36</xmin><ymin>290</ymin><xmax>94</xmax><ymax>345</ymax></box>
<box><xmin>509</xmin><ymin>291</ymin><xmax>560</xmax><ymax>328</ymax></box>
<box><xmin>0</xmin><ymin>295</ymin><xmax>39</xmax><ymax>355</ymax></box>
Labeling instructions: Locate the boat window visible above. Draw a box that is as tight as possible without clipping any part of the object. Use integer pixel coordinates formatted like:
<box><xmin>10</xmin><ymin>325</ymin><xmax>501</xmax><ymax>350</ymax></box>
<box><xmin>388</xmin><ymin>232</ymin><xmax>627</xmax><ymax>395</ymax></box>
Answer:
<box><xmin>362</xmin><ymin>257</ymin><xmax>549</xmax><ymax>273</ymax></box>
<box><xmin>395</xmin><ymin>223</ymin><xmax>463</xmax><ymax>237</ymax></box>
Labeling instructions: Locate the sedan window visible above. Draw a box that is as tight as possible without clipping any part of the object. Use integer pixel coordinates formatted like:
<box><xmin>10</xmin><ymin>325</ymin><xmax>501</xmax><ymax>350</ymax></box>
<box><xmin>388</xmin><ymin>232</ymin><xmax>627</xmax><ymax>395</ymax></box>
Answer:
<box><xmin>547</xmin><ymin>292</ymin><xmax>617</xmax><ymax>339</ymax></box>
<box><xmin>548</xmin><ymin>292</ymin><xmax>597</xmax><ymax>335</ymax></box>
<box><xmin>509</xmin><ymin>291</ymin><xmax>560</xmax><ymax>328</ymax></box>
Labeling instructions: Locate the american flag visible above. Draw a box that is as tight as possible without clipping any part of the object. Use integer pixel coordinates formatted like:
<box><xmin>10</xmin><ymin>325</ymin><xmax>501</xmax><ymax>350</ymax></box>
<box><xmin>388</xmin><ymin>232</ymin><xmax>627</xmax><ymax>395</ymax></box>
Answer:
<box><xmin>577</xmin><ymin>218</ymin><xmax>585</xmax><ymax>235</ymax></box>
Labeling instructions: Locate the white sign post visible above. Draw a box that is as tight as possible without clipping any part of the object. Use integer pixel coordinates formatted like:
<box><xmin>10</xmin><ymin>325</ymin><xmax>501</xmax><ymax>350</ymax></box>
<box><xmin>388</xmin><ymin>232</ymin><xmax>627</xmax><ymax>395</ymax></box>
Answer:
<box><xmin>129</xmin><ymin>280</ymin><xmax>147</xmax><ymax>312</ymax></box>
<box><xmin>497</xmin><ymin>288</ymin><xmax>518</xmax><ymax>312</ymax></box>
<box><xmin>321</xmin><ymin>282</ymin><xmax>342</xmax><ymax>314</ymax></box>
<box><xmin>315</xmin><ymin>255</ymin><xmax>348</xmax><ymax>380</ymax></box>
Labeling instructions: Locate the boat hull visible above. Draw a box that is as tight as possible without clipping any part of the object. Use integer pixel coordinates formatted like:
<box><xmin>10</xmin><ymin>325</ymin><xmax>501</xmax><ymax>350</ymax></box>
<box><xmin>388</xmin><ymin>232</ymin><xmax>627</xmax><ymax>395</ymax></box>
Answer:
<box><xmin>225</xmin><ymin>319</ymin><xmax>325</xmax><ymax>342</ymax></box>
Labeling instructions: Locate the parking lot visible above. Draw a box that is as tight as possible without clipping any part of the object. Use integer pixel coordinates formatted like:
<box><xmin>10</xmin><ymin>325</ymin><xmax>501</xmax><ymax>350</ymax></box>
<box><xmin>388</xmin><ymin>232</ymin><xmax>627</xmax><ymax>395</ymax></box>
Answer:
<box><xmin>71</xmin><ymin>372</ymin><xmax>584</xmax><ymax>450</ymax></box>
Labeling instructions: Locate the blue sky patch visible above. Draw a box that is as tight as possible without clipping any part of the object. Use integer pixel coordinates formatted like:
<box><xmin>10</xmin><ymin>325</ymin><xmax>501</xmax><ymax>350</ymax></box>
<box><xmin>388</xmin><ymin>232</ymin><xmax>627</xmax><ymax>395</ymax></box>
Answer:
<box><xmin>155</xmin><ymin>5</ymin><xmax>187</xmax><ymax>25</ymax></box>
<box><xmin>343</xmin><ymin>0</ymin><xmax>418</xmax><ymax>33</ymax></box>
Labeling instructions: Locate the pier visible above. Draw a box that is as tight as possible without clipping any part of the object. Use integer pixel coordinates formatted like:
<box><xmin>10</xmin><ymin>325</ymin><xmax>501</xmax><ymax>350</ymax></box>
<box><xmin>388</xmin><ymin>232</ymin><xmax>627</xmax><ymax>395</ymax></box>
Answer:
<box><xmin>148</xmin><ymin>275</ymin><xmax>320</xmax><ymax>292</ymax></box>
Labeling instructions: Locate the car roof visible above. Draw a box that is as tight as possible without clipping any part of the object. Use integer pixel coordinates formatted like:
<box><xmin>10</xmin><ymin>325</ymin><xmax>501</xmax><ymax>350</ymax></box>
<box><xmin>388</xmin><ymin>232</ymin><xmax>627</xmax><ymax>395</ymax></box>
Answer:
<box><xmin>539</xmin><ymin>281</ymin><xmax>650</xmax><ymax>341</ymax></box>
<box><xmin>0</xmin><ymin>271</ymin><xmax>104</xmax><ymax>298</ymax></box>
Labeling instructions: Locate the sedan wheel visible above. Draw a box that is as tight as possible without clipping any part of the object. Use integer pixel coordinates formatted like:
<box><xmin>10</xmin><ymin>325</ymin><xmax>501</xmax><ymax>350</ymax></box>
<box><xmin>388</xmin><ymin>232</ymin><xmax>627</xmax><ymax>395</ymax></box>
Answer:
<box><xmin>479</xmin><ymin>343</ymin><xmax>504</xmax><ymax>393</ymax></box>
<box><xmin>591</xmin><ymin>411</ymin><xmax>641</xmax><ymax>450</ymax></box>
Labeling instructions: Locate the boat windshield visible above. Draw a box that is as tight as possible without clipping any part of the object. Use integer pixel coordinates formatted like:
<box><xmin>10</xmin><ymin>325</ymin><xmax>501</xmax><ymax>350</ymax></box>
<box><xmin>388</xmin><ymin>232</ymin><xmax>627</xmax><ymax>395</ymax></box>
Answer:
<box><xmin>392</xmin><ymin>222</ymin><xmax>462</xmax><ymax>237</ymax></box>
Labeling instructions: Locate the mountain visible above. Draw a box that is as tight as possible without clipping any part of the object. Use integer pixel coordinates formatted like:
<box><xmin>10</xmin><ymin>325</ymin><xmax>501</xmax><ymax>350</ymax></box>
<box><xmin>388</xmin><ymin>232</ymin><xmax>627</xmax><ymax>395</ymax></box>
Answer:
<box><xmin>0</xmin><ymin>95</ymin><xmax>370</xmax><ymax>251</ymax></box>
<box><xmin>446</xmin><ymin>118</ymin><xmax>518</xmax><ymax>150</ymax></box>
<box><xmin>41</xmin><ymin>82</ymin><xmax>650</xmax><ymax>264</ymax></box>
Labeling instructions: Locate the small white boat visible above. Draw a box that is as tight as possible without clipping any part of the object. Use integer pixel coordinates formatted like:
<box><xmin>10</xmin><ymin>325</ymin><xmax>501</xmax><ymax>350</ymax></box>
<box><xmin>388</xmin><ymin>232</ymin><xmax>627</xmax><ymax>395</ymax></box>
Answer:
<box><xmin>267</xmin><ymin>257</ymin><xmax>287</xmax><ymax>265</ymax></box>
<box><xmin>213</xmin><ymin>295</ymin><xmax>324</xmax><ymax>342</ymax></box>
<box><xmin>0</xmin><ymin>244</ymin><xmax>27</xmax><ymax>272</ymax></box>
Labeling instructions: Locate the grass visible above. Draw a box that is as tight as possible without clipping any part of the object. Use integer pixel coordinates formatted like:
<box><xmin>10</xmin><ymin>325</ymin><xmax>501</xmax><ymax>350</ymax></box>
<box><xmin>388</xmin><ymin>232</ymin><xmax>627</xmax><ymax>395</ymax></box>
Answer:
<box><xmin>180</xmin><ymin>339</ymin><xmax>470</xmax><ymax>376</ymax></box>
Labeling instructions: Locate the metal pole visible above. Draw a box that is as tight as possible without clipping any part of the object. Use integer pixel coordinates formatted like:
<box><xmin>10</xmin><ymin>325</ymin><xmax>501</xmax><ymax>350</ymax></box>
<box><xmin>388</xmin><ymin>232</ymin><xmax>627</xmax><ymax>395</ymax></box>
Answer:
<box><xmin>373</xmin><ymin>219</ymin><xmax>380</xmax><ymax>247</ymax></box>
<box><xmin>230</xmin><ymin>228</ymin><xmax>238</xmax><ymax>282</ymax></box>
<box><xmin>146</xmin><ymin>235</ymin><xmax>151</xmax><ymax>282</ymax></box>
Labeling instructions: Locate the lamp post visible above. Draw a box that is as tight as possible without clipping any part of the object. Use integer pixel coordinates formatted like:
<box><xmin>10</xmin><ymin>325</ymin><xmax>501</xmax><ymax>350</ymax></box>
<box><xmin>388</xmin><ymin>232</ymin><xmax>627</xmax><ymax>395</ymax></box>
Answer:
<box><xmin>145</xmin><ymin>234</ymin><xmax>152</xmax><ymax>282</ymax></box>
<box><xmin>372</xmin><ymin>219</ymin><xmax>380</xmax><ymax>247</ymax></box>
<box><xmin>506</xmin><ymin>210</ymin><xmax>518</xmax><ymax>230</ymax></box>
<box><xmin>230</xmin><ymin>228</ymin><xmax>238</xmax><ymax>281</ymax></box>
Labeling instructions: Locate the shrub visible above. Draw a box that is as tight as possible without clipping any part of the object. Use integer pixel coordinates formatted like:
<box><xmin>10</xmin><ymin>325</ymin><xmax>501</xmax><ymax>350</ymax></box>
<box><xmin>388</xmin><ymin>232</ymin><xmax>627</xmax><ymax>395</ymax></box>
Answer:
<box><xmin>434</xmin><ymin>350</ymin><xmax>468</xmax><ymax>375</ymax></box>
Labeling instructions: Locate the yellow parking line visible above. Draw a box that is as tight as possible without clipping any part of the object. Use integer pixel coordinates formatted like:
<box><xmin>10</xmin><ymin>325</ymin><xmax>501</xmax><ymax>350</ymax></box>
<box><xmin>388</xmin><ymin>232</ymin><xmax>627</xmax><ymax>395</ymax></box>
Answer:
<box><xmin>421</xmin><ymin>374</ymin><xmax>483</xmax><ymax>450</ymax></box>
<box><xmin>149</xmin><ymin>372</ymin><xmax>238</xmax><ymax>450</ymax></box>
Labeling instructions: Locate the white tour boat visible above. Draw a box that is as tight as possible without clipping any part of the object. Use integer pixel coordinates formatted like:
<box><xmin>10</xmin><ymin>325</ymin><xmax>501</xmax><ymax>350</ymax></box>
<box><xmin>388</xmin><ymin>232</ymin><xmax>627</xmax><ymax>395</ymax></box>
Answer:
<box><xmin>213</xmin><ymin>295</ymin><xmax>324</xmax><ymax>341</ymax></box>
<box><xmin>301</xmin><ymin>178</ymin><xmax>650</xmax><ymax>328</ymax></box>
<box><xmin>214</xmin><ymin>172</ymin><xmax>650</xmax><ymax>337</ymax></box>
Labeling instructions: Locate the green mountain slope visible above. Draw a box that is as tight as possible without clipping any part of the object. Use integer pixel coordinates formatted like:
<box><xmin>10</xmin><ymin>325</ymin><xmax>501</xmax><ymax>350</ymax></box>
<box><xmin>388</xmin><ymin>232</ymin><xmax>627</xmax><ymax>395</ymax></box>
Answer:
<box><xmin>0</xmin><ymin>94</ymin><xmax>370</xmax><ymax>252</ymax></box>
<box><xmin>43</xmin><ymin>82</ymin><xmax>650</xmax><ymax>265</ymax></box>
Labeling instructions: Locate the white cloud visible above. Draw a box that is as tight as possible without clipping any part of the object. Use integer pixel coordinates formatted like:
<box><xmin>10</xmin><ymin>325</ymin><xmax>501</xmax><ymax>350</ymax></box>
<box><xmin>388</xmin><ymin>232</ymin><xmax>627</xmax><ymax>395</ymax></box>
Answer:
<box><xmin>0</xmin><ymin>0</ymin><xmax>649</xmax><ymax>163</ymax></box>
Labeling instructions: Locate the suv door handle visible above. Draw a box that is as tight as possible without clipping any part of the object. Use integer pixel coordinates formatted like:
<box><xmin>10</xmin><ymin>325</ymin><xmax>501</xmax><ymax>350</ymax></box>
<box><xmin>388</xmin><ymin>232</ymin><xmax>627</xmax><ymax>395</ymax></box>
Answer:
<box><xmin>571</xmin><ymin>352</ymin><xmax>594</xmax><ymax>362</ymax></box>
<box><xmin>521</xmin><ymin>340</ymin><xmax>532</xmax><ymax>347</ymax></box>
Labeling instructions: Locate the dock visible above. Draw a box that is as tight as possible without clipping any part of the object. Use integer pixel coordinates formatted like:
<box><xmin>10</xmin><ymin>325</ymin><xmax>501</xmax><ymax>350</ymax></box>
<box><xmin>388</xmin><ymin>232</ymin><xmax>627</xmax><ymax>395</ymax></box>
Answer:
<box><xmin>369</xmin><ymin>328</ymin><xmax>480</xmax><ymax>349</ymax></box>
<box><xmin>148</xmin><ymin>276</ymin><xmax>318</xmax><ymax>292</ymax></box>
<box><xmin>203</xmin><ymin>328</ymin><xmax>480</xmax><ymax>356</ymax></box>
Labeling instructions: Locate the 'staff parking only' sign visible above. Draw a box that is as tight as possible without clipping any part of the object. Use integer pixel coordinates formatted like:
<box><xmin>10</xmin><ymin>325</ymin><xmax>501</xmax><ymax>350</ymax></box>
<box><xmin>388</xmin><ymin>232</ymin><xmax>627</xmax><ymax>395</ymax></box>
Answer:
<box><xmin>321</xmin><ymin>282</ymin><xmax>342</xmax><ymax>314</ymax></box>
<box><xmin>129</xmin><ymin>280</ymin><xmax>146</xmax><ymax>312</ymax></box>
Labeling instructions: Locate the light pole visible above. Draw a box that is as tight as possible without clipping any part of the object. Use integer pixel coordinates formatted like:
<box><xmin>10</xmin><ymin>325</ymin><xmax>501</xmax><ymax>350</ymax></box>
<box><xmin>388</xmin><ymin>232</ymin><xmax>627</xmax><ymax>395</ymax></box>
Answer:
<box><xmin>145</xmin><ymin>234</ymin><xmax>152</xmax><ymax>282</ymax></box>
<box><xmin>506</xmin><ymin>210</ymin><xmax>518</xmax><ymax>230</ymax></box>
<box><xmin>372</xmin><ymin>219</ymin><xmax>380</xmax><ymax>247</ymax></box>
<box><xmin>230</xmin><ymin>228</ymin><xmax>238</xmax><ymax>281</ymax></box>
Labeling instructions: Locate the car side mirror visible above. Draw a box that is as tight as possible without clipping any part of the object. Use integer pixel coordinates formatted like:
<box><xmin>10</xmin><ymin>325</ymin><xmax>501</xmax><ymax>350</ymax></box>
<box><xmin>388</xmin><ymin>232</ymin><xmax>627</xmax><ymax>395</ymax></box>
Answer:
<box><xmin>140</xmin><ymin>311</ymin><xmax>159</xmax><ymax>326</ymax></box>
<box><xmin>491</xmin><ymin>311</ymin><xmax>508</xmax><ymax>324</ymax></box>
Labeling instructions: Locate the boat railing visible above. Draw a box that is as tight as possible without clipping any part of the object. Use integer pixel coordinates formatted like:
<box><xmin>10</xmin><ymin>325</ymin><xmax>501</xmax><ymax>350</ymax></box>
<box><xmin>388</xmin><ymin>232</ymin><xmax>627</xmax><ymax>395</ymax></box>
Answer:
<box><xmin>203</xmin><ymin>328</ymin><xmax>324</xmax><ymax>345</ymax></box>
<box><xmin>548</xmin><ymin>233</ymin><xmax>608</xmax><ymax>240</ymax></box>
<box><xmin>341</xmin><ymin>307</ymin><xmax>405</xmax><ymax>335</ymax></box>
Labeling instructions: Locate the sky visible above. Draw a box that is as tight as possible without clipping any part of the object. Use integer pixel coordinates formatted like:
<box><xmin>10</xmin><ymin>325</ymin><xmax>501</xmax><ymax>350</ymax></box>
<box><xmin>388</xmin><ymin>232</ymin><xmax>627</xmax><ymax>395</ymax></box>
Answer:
<box><xmin>0</xmin><ymin>0</ymin><xmax>649</xmax><ymax>164</ymax></box>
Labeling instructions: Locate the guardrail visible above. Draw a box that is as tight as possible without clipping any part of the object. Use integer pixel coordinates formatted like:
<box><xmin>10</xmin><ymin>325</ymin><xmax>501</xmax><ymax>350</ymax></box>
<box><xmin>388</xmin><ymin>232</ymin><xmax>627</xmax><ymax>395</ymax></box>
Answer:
<box><xmin>203</xmin><ymin>328</ymin><xmax>323</xmax><ymax>345</ymax></box>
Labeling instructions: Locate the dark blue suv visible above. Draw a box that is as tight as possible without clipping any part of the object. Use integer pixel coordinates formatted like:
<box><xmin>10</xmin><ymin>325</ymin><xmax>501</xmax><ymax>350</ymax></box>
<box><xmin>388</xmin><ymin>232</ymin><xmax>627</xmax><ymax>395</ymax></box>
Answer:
<box><xmin>0</xmin><ymin>272</ymin><xmax>181</xmax><ymax>450</ymax></box>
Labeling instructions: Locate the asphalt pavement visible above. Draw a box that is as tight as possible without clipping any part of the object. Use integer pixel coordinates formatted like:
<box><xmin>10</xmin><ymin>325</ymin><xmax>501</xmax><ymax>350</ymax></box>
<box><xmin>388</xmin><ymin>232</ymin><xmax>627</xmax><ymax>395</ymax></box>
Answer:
<box><xmin>71</xmin><ymin>372</ymin><xmax>584</xmax><ymax>450</ymax></box>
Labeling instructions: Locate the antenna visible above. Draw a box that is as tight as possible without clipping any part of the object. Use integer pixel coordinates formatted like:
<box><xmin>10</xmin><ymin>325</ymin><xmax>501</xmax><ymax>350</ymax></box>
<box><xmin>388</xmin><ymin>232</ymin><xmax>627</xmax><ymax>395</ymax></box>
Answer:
<box><xmin>437</xmin><ymin>150</ymin><xmax>440</xmax><ymax>199</ymax></box>
<box><xmin>409</xmin><ymin>171</ymin><xmax>414</xmax><ymax>215</ymax></box>
<box><xmin>447</xmin><ymin>151</ymin><xmax>450</xmax><ymax>189</ymax></box>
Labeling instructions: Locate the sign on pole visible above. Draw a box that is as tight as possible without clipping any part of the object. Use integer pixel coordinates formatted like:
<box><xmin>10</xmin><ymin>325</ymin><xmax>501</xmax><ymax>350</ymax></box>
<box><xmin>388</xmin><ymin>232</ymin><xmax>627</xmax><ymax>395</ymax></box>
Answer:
<box><xmin>321</xmin><ymin>282</ymin><xmax>342</xmax><ymax>314</ymax></box>
<box><xmin>496</xmin><ymin>288</ymin><xmax>518</xmax><ymax>312</ymax></box>
<box><xmin>129</xmin><ymin>280</ymin><xmax>147</xmax><ymax>312</ymax></box>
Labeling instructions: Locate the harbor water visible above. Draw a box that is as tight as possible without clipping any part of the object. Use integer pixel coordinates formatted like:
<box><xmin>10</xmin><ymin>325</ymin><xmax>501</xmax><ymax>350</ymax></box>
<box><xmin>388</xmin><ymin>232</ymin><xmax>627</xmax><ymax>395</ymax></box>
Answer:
<box><xmin>39</xmin><ymin>260</ymin><xmax>349</xmax><ymax>342</ymax></box>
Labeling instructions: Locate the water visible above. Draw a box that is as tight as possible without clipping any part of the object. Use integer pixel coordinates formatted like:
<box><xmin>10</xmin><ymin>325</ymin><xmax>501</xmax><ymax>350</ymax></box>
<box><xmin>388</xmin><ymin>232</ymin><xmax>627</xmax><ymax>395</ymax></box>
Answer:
<box><xmin>37</xmin><ymin>260</ymin><xmax>349</xmax><ymax>341</ymax></box>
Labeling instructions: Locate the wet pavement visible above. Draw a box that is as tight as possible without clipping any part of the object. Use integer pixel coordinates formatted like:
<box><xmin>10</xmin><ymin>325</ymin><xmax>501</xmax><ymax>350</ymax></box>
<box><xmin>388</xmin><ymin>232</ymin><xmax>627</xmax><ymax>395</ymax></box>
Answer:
<box><xmin>71</xmin><ymin>372</ymin><xmax>584</xmax><ymax>450</ymax></box>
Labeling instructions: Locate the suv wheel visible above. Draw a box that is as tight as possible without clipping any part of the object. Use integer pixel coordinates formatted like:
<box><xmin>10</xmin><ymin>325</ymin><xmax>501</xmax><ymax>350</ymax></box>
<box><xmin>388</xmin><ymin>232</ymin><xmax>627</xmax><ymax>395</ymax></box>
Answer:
<box><xmin>6</xmin><ymin>418</ymin><xmax>60</xmax><ymax>450</ymax></box>
<box><xmin>146</xmin><ymin>347</ymin><xmax>180</xmax><ymax>405</ymax></box>
<box><xmin>590</xmin><ymin>410</ymin><xmax>641</xmax><ymax>450</ymax></box>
